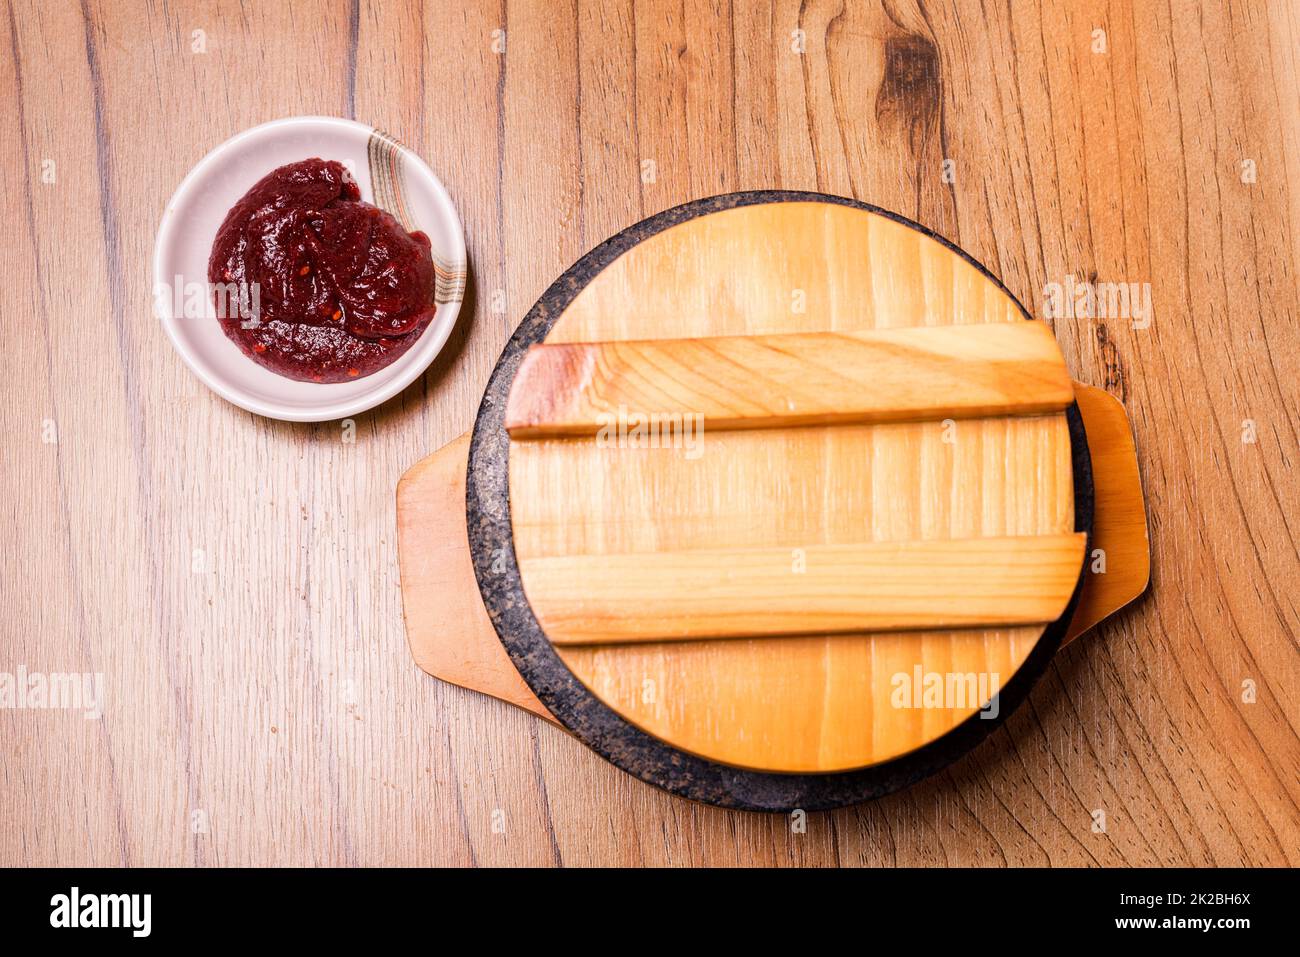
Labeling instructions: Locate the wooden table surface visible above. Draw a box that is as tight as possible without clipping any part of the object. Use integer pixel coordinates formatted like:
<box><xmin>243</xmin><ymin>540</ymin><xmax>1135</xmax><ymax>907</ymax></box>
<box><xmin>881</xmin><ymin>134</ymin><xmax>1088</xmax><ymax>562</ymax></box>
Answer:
<box><xmin>3</xmin><ymin>0</ymin><xmax>1296</xmax><ymax>867</ymax></box>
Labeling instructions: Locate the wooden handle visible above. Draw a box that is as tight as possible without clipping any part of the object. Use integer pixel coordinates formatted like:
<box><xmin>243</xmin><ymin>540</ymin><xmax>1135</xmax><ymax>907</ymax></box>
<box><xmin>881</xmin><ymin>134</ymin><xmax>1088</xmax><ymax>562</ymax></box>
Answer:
<box><xmin>1062</xmin><ymin>383</ymin><xmax>1151</xmax><ymax>645</ymax></box>
<box><xmin>395</xmin><ymin>434</ymin><xmax>559</xmax><ymax>726</ymax></box>
<box><xmin>505</xmin><ymin>322</ymin><xmax>1073</xmax><ymax>438</ymax></box>
<box><xmin>396</xmin><ymin>383</ymin><xmax>1147</xmax><ymax>716</ymax></box>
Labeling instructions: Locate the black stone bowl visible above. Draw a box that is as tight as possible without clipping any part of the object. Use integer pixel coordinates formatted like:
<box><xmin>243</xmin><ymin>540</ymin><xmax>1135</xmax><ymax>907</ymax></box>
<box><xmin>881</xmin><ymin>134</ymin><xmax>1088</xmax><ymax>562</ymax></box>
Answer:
<box><xmin>466</xmin><ymin>191</ymin><xmax>1094</xmax><ymax>811</ymax></box>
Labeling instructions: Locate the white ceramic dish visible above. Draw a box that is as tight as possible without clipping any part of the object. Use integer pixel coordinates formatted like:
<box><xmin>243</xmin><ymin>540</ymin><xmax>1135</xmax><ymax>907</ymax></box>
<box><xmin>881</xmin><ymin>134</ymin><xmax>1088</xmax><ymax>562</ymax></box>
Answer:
<box><xmin>154</xmin><ymin>116</ymin><xmax>466</xmax><ymax>421</ymax></box>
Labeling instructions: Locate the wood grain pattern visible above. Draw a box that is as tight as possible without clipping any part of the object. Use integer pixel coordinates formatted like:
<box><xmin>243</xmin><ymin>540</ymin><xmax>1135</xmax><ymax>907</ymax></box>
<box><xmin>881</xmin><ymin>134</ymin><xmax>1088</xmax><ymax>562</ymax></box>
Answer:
<box><xmin>396</xmin><ymin>434</ymin><xmax>558</xmax><ymax>725</ymax></box>
<box><xmin>396</xmin><ymin>382</ymin><xmax>1146</xmax><ymax>743</ymax></box>
<box><xmin>504</xmin><ymin>322</ymin><xmax>1073</xmax><ymax>436</ymax></box>
<box><xmin>2</xmin><ymin>0</ymin><xmax>1296</xmax><ymax>865</ymax></box>
<box><xmin>525</xmin><ymin>533</ymin><xmax>1089</xmax><ymax>646</ymax></box>
<box><xmin>1063</xmin><ymin>384</ymin><xmax>1150</xmax><ymax>646</ymax></box>
<box><xmin>509</xmin><ymin>201</ymin><xmax>1076</xmax><ymax>772</ymax></box>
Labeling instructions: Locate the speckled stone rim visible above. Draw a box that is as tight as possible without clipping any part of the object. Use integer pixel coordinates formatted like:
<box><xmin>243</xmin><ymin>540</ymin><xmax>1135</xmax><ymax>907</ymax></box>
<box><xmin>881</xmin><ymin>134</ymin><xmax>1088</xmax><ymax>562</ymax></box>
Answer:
<box><xmin>466</xmin><ymin>191</ymin><xmax>1095</xmax><ymax>812</ymax></box>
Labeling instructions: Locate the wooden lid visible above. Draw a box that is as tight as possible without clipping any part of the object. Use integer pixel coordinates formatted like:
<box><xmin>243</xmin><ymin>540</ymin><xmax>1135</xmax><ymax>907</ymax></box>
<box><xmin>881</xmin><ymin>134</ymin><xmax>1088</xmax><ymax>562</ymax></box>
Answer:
<box><xmin>468</xmin><ymin>193</ymin><xmax>1090</xmax><ymax>805</ymax></box>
